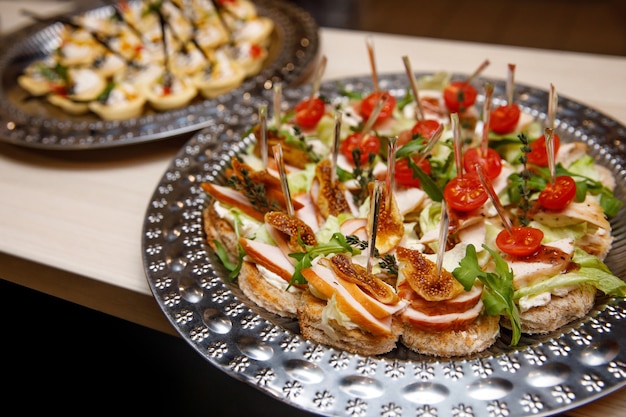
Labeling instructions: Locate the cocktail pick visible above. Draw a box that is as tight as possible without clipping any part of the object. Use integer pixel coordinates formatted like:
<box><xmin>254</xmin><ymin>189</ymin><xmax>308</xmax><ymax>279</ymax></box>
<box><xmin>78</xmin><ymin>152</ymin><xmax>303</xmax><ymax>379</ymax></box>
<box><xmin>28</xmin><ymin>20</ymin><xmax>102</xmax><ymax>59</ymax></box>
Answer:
<box><xmin>466</xmin><ymin>59</ymin><xmax>490</xmax><ymax>84</ymax></box>
<box><xmin>361</xmin><ymin>93</ymin><xmax>388</xmax><ymax>136</ymax></box>
<box><xmin>436</xmin><ymin>199</ymin><xmax>450</xmax><ymax>276</ymax></box>
<box><xmin>414</xmin><ymin>123</ymin><xmax>444</xmax><ymax>165</ymax></box>
<box><xmin>366</xmin><ymin>181</ymin><xmax>384</xmax><ymax>274</ymax></box>
<box><xmin>481</xmin><ymin>83</ymin><xmax>494</xmax><ymax>156</ymax></box>
<box><xmin>308</xmin><ymin>55</ymin><xmax>327</xmax><ymax>104</ymax></box>
<box><xmin>548</xmin><ymin>83</ymin><xmax>558</xmax><ymax>130</ymax></box>
<box><xmin>273</xmin><ymin>144</ymin><xmax>294</xmax><ymax>216</ymax></box>
<box><xmin>258</xmin><ymin>103</ymin><xmax>268</xmax><ymax>168</ymax></box>
<box><xmin>273</xmin><ymin>82</ymin><xmax>282</xmax><ymax>128</ymax></box>
<box><xmin>545</xmin><ymin>127</ymin><xmax>556</xmax><ymax>184</ymax></box>
<box><xmin>451</xmin><ymin>112</ymin><xmax>464</xmax><ymax>178</ymax></box>
<box><xmin>386</xmin><ymin>136</ymin><xmax>398</xmax><ymax>207</ymax></box>
<box><xmin>402</xmin><ymin>55</ymin><xmax>425</xmax><ymax>121</ymax></box>
<box><xmin>475</xmin><ymin>163</ymin><xmax>514</xmax><ymax>234</ymax></box>
<box><xmin>366</xmin><ymin>36</ymin><xmax>379</xmax><ymax>92</ymax></box>
<box><xmin>330</xmin><ymin>111</ymin><xmax>342</xmax><ymax>186</ymax></box>
<box><xmin>506</xmin><ymin>64</ymin><xmax>516</xmax><ymax>106</ymax></box>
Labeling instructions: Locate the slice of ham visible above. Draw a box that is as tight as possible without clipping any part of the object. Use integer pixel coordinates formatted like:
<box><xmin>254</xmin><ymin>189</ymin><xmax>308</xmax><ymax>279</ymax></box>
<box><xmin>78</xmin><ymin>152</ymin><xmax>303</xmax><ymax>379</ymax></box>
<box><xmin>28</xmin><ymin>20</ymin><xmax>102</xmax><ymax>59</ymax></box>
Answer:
<box><xmin>398</xmin><ymin>281</ymin><xmax>482</xmax><ymax>316</ymax></box>
<box><xmin>401</xmin><ymin>298</ymin><xmax>484</xmax><ymax>332</ymax></box>
<box><xmin>303</xmin><ymin>261</ymin><xmax>407</xmax><ymax>336</ymax></box>
<box><xmin>238</xmin><ymin>238</ymin><xmax>295</xmax><ymax>283</ymax></box>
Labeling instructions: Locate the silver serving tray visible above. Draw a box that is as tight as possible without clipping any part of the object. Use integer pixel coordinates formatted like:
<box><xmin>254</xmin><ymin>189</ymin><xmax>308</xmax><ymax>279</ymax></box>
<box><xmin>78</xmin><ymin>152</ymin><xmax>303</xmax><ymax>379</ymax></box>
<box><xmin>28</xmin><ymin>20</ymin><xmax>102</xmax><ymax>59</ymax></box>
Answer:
<box><xmin>142</xmin><ymin>73</ymin><xmax>626</xmax><ymax>417</ymax></box>
<box><xmin>0</xmin><ymin>0</ymin><xmax>319</xmax><ymax>149</ymax></box>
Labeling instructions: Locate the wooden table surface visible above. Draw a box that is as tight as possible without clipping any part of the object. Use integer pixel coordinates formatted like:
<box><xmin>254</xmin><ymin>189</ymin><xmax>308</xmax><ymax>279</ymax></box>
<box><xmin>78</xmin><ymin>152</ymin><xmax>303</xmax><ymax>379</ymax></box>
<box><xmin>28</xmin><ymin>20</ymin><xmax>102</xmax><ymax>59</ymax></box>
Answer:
<box><xmin>1</xmin><ymin>2</ymin><xmax>625</xmax><ymax>416</ymax></box>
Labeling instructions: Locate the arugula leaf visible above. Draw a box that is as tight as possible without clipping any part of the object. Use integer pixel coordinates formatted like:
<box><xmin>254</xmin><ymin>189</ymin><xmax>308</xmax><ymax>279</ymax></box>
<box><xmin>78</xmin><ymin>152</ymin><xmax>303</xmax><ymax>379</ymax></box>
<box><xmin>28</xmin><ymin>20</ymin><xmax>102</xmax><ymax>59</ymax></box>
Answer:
<box><xmin>453</xmin><ymin>244</ymin><xmax>521</xmax><ymax>346</ymax></box>
<box><xmin>407</xmin><ymin>157</ymin><xmax>443</xmax><ymax>202</ymax></box>
<box><xmin>288</xmin><ymin>232</ymin><xmax>362</xmax><ymax>287</ymax></box>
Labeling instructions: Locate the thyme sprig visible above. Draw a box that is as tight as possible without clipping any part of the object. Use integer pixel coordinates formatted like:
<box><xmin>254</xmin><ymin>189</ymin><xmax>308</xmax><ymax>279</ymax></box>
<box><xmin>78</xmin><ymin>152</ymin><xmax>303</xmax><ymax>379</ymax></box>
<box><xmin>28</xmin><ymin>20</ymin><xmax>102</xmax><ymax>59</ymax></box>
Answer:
<box><xmin>227</xmin><ymin>167</ymin><xmax>280</xmax><ymax>213</ymax></box>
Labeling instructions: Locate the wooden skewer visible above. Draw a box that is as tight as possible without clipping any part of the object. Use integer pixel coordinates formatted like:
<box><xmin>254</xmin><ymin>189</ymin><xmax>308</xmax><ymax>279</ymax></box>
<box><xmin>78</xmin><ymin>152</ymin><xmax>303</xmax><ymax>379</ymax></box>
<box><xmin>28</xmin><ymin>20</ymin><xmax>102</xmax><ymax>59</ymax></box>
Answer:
<box><xmin>402</xmin><ymin>55</ymin><xmax>425</xmax><ymax>121</ymax></box>
<box><xmin>436</xmin><ymin>200</ymin><xmax>449</xmax><ymax>277</ymax></box>
<box><xmin>330</xmin><ymin>111</ymin><xmax>342</xmax><ymax>186</ymax></box>
<box><xmin>506</xmin><ymin>63</ymin><xmax>516</xmax><ymax>106</ymax></box>
<box><xmin>366</xmin><ymin>181</ymin><xmax>384</xmax><ymax>274</ymax></box>
<box><xmin>366</xmin><ymin>36</ymin><xmax>379</xmax><ymax>91</ymax></box>
<box><xmin>451</xmin><ymin>113</ymin><xmax>464</xmax><ymax>178</ymax></box>
<box><xmin>475</xmin><ymin>163</ymin><xmax>513</xmax><ymax>234</ymax></box>
<box><xmin>465</xmin><ymin>59</ymin><xmax>490</xmax><ymax>84</ymax></box>
<box><xmin>386</xmin><ymin>136</ymin><xmax>398</xmax><ymax>208</ymax></box>
<box><xmin>273</xmin><ymin>144</ymin><xmax>294</xmax><ymax>216</ymax></box>
<box><xmin>545</xmin><ymin>127</ymin><xmax>557</xmax><ymax>185</ymax></box>
<box><xmin>548</xmin><ymin>83</ymin><xmax>558</xmax><ymax>130</ymax></box>
<box><xmin>273</xmin><ymin>83</ymin><xmax>282</xmax><ymax>128</ymax></box>
<box><xmin>361</xmin><ymin>93</ymin><xmax>388</xmax><ymax>136</ymax></box>
<box><xmin>481</xmin><ymin>83</ymin><xmax>494</xmax><ymax>156</ymax></box>
<box><xmin>414</xmin><ymin>123</ymin><xmax>444</xmax><ymax>165</ymax></box>
<box><xmin>308</xmin><ymin>55</ymin><xmax>328</xmax><ymax>103</ymax></box>
<box><xmin>258</xmin><ymin>103</ymin><xmax>268</xmax><ymax>168</ymax></box>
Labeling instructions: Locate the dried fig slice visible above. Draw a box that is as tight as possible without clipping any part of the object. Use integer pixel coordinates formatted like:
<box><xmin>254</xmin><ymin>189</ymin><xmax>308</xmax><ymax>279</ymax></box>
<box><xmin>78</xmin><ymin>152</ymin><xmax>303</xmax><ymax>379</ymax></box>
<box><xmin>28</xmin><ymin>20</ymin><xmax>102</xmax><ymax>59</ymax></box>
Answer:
<box><xmin>396</xmin><ymin>246</ymin><xmax>464</xmax><ymax>302</ymax></box>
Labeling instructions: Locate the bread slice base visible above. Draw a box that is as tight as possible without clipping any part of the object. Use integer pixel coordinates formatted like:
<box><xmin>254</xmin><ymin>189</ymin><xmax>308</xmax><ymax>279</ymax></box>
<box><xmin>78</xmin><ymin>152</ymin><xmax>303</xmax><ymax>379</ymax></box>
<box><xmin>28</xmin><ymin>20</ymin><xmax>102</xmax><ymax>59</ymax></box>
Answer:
<box><xmin>502</xmin><ymin>284</ymin><xmax>597</xmax><ymax>334</ymax></box>
<box><xmin>400</xmin><ymin>314</ymin><xmax>500</xmax><ymax>357</ymax></box>
<box><xmin>297</xmin><ymin>291</ymin><xmax>400</xmax><ymax>356</ymax></box>
<box><xmin>238</xmin><ymin>261</ymin><xmax>301</xmax><ymax>318</ymax></box>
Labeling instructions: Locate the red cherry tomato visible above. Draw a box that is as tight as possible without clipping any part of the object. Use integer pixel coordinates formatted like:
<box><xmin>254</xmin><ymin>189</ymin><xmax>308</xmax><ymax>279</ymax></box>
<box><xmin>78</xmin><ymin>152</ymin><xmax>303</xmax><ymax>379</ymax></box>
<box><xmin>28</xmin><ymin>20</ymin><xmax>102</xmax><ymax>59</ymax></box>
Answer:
<box><xmin>527</xmin><ymin>133</ymin><xmax>561</xmax><ymax>166</ymax></box>
<box><xmin>340</xmin><ymin>132</ymin><xmax>381</xmax><ymax>166</ymax></box>
<box><xmin>538</xmin><ymin>175</ymin><xmax>577</xmax><ymax>211</ymax></box>
<box><xmin>411</xmin><ymin>119</ymin><xmax>440</xmax><ymax>139</ymax></box>
<box><xmin>489</xmin><ymin>104</ymin><xmax>521</xmax><ymax>134</ymax></box>
<box><xmin>443</xmin><ymin>81</ymin><xmax>478</xmax><ymax>113</ymax></box>
<box><xmin>463</xmin><ymin>147</ymin><xmax>502</xmax><ymax>180</ymax></box>
<box><xmin>294</xmin><ymin>97</ymin><xmax>325</xmax><ymax>129</ymax></box>
<box><xmin>443</xmin><ymin>173</ymin><xmax>488</xmax><ymax>212</ymax></box>
<box><xmin>360</xmin><ymin>91</ymin><xmax>396</xmax><ymax>123</ymax></box>
<box><xmin>394</xmin><ymin>157</ymin><xmax>431</xmax><ymax>187</ymax></box>
<box><xmin>496</xmin><ymin>226</ymin><xmax>544</xmax><ymax>257</ymax></box>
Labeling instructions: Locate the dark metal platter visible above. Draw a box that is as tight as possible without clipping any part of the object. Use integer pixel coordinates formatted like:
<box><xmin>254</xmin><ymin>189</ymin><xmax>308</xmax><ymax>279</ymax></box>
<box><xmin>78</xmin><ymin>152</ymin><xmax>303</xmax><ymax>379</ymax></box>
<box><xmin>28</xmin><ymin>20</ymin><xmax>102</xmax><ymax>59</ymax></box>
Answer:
<box><xmin>0</xmin><ymin>0</ymin><xmax>319</xmax><ymax>149</ymax></box>
<box><xmin>142</xmin><ymin>73</ymin><xmax>626</xmax><ymax>417</ymax></box>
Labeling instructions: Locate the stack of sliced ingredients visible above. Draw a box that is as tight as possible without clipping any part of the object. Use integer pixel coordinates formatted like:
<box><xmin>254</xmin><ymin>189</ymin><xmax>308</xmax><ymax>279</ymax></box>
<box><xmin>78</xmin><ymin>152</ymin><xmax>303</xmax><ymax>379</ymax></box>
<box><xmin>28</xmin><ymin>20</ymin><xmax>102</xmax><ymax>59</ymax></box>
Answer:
<box><xmin>17</xmin><ymin>0</ymin><xmax>273</xmax><ymax>120</ymax></box>
<box><xmin>201</xmin><ymin>43</ymin><xmax>626</xmax><ymax>357</ymax></box>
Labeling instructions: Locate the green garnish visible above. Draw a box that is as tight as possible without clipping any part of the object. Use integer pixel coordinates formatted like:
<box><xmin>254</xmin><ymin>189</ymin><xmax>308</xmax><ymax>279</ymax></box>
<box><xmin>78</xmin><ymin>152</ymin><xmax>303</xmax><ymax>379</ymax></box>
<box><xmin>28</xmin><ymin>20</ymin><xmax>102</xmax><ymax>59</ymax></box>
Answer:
<box><xmin>288</xmin><ymin>232</ymin><xmax>362</xmax><ymax>287</ymax></box>
<box><xmin>453</xmin><ymin>244</ymin><xmax>521</xmax><ymax>346</ymax></box>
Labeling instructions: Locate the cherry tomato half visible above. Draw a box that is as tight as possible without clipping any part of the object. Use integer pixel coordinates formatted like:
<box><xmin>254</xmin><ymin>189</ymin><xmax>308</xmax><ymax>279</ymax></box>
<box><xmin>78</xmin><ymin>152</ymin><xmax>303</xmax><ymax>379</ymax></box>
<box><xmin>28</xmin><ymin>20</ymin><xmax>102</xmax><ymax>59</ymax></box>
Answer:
<box><xmin>340</xmin><ymin>132</ymin><xmax>381</xmax><ymax>166</ymax></box>
<box><xmin>294</xmin><ymin>97</ymin><xmax>325</xmax><ymax>129</ymax></box>
<box><xmin>443</xmin><ymin>81</ymin><xmax>478</xmax><ymax>113</ymax></box>
<box><xmin>527</xmin><ymin>133</ymin><xmax>561</xmax><ymax>166</ymax></box>
<box><xmin>463</xmin><ymin>147</ymin><xmax>502</xmax><ymax>180</ymax></box>
<box><xmin>394</xmin><ymin>157</ymin><xmax>431</xmax><ymax>188</ymax></box>
<box><xmin>496</xmin><ymin>226</ymin><xmax>544</xmax><ymax>257</ymax></box>
<box><xmin>360</xmin><ymin>91</ymin><xmax>396</xmax><ymax>124</ymax></box>
<box><xmin>443</xmin><ymin>173</ymin><xmax>488</xmax><ymax>212</ymax></box>
<box><xmin>489</xmin><ymin>103</ymin><xmax>521</xmax><ymax>135</ymax></box>
<box><xmin>538</xmin><ymin>175</ymin><xmax>577</xmax><ymax>211</ymax></box>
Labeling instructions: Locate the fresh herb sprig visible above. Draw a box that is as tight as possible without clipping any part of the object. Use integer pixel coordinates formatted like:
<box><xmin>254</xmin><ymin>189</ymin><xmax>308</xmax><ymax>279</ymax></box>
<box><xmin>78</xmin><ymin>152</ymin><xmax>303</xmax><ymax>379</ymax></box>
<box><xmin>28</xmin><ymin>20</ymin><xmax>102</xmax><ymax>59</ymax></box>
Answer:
<box><xmin>227</xmin><ymin>167</ymin><xmax>280</xmax><ymax>213</ymax></box>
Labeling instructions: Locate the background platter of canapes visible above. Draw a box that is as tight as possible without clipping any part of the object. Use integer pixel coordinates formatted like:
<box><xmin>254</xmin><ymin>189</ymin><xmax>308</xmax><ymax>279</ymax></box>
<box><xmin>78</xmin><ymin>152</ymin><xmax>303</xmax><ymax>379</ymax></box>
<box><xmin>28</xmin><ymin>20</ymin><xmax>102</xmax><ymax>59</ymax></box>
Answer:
<box><xmin>0</xmin><ymin>0</ymin><xmax>319</xmax><ymax>149</ymax></box>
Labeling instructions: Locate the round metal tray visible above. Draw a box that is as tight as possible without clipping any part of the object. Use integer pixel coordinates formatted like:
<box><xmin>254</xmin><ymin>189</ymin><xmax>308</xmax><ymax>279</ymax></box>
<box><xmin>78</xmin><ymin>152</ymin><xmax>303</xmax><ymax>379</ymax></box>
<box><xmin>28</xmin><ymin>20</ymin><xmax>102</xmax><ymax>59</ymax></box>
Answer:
<box><xmin>142</xmin><ymin>73</ymin><xmax>626</xmax><ymax>417</ymax></box>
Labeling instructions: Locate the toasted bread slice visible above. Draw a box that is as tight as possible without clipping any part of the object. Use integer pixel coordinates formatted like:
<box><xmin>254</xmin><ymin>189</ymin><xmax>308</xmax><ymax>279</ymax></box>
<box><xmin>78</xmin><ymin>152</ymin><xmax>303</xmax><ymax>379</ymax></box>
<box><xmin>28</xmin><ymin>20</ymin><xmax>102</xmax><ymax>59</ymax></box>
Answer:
<box><xmin>502</xmin><ymin>284</ymin><xmax>597</xmax><ymax>334</ymax></box>
<box><xmin>238</xmin><ymin>261</ymin><xmax>302</xmax><ymax>318</ymax></box>
<box><xmin>297</xmin><ymin>291</ymin><xmax>400</xmax><ymax>356</ymax></box>
<box><xmin>400</xmin><ymin>314</ymin><xmax>500</xmax><ymax>357</ymax></box>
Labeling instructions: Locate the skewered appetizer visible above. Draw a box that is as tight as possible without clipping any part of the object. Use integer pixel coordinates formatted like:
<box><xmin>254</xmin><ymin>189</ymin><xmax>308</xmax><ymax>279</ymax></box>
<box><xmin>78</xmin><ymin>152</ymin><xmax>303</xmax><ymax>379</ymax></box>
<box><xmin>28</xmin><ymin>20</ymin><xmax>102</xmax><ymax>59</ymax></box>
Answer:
<box><xmin>16</xmin><ymin>0</ymin><xmax>273</xmax><ymax>119</ymax></box>
<box><xmin>200</xmin><ymin>52</ymin><xmax>625</xmax><ymax>357</ymax></box>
